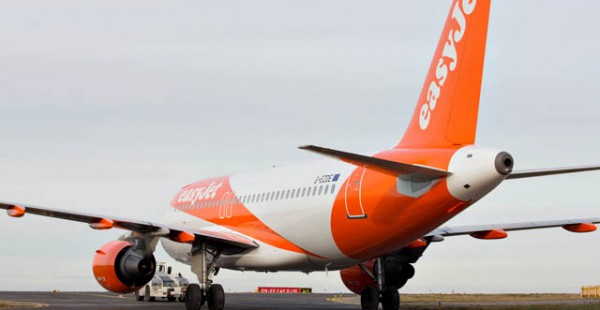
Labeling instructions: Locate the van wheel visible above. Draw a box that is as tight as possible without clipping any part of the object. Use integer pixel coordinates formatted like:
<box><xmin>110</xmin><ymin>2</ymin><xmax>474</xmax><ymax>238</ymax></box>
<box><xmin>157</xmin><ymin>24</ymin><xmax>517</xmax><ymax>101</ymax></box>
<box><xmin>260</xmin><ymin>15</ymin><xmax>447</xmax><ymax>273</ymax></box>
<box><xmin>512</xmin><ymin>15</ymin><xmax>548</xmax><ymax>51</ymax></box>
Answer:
<box><xmin>134</xmin><ymin>290</ymin><xmax>143</xmax><ymax>301</ymax></box>
<box><xmin>144</xmin><ymin>286</ymin><xmax>155</xmax><ymax>302</ymax></box>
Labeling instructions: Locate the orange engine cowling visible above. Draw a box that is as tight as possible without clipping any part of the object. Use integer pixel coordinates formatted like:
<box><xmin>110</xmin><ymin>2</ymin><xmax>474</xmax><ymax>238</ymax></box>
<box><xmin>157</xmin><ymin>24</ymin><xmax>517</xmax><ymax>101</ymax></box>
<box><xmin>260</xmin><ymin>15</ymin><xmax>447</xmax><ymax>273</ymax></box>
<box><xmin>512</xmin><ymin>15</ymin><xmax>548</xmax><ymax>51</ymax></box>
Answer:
<box><xmin>340</xmin><ymin>260</ymin><xmax>376</xmax><ymax>295</ymax></box>
<box><xmin>92</xmin><ymin>240</ymin><xmax>156</xmax><ymax>294</ymax></box>
<box><xmin>340</xmin><ymin>259</ymin><xmax>416</xmax><ymax>294</ymax></box>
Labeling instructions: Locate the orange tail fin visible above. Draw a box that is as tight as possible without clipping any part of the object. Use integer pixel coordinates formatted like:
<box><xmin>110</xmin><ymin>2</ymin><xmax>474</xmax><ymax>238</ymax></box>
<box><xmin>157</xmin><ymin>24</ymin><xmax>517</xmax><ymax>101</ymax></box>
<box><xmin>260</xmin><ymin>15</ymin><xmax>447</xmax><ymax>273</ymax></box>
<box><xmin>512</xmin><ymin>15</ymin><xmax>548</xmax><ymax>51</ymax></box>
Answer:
<box><xmin>397</xmin><ymin>0</ymin><xmax>491</xmax><ymax>148</ymax></box>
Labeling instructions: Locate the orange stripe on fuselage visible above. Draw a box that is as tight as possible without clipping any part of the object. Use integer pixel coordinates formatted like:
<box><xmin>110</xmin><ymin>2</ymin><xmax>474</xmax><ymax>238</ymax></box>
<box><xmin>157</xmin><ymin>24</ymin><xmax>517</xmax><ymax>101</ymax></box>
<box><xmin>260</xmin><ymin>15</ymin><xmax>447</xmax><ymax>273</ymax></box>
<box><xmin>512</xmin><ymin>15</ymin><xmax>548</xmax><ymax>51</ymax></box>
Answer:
<box><xmin>172</xmin><ymin>176</ymin><xmax>318</xmax><ymax>256</ymax></box>
<box><xmin>331</xmin><ymin>148</ymin><xmax>468</xmax><ymax>261</ymax></box>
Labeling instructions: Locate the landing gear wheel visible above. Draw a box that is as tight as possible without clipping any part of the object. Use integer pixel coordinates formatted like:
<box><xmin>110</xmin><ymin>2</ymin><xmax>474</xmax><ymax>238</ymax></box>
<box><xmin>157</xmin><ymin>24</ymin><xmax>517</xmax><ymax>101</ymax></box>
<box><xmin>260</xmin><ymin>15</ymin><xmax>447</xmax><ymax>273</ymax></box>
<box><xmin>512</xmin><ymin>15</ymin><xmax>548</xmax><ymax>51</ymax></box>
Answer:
<box><xmin>207</xmin><ymin>284</ymin><xmax>225</xmax><ymax>310</ymax></box>
<box><xmin>381</xmin><ymin>287</ymin><xmax>400</xmax><ymax>310</ymax></box>
<box><xmin>360</xmin><ymin>286</ymin><xmax>379</xmax><ymax>310</ymax></box>
<box><xmin>185</xmin><ymin>284</ymin><xmax>205</xmax><ymax>310</ymax></box>
<box><xmin>168</xmin><ymin>296</ymin><xmax>176</xmax><ymax>302</ymax></box>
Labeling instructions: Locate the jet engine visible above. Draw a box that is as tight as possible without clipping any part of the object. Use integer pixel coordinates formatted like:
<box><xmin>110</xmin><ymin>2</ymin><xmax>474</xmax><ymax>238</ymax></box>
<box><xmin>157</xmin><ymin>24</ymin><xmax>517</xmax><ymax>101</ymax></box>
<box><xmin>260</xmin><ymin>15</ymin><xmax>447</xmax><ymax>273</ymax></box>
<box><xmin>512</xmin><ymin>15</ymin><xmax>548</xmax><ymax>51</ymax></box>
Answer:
<box><xmin>92</xmin><ymin>240</ymin><xmax>156</xmax><ymax>293</ymax></box>
<box><xmin>340</xmin><ymin>259</ymin><xmax>415</xmax><ymax>294</ymax></box>
<box><xmin>340</xmin><ymin>260</ymin><xmax>376</xmax><ymax>295</ymax></box>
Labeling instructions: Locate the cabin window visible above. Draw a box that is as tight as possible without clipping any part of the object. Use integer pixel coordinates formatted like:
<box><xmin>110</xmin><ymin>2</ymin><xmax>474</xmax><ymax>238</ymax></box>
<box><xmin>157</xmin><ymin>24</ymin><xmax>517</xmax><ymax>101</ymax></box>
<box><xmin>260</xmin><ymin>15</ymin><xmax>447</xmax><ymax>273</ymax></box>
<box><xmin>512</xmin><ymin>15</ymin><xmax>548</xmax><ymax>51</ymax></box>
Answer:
<box><xmin>318</xmin><ymin>185</ymin><xmax>323</xmax><ymax>195</ymax></box>
<box><xmin>324</xmin><ymin>184</ymin><xmax>329</xmax><ymax>194</ymax></box>
<box><xmin>312</xmin><ymin>186</ymin><xmax>317</xmax><ymax>196</ymax></box>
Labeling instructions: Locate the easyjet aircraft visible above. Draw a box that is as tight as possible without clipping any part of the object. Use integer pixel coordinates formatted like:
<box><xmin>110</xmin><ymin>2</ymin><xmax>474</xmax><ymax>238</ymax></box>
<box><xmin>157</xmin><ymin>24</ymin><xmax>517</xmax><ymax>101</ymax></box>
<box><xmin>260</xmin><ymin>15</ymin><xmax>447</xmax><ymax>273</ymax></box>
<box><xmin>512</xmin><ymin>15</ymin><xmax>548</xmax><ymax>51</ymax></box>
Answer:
<box><xmin>3</xmin><ymin>1</ymin><xmax>600</xmax><ymax>310</ymax></box>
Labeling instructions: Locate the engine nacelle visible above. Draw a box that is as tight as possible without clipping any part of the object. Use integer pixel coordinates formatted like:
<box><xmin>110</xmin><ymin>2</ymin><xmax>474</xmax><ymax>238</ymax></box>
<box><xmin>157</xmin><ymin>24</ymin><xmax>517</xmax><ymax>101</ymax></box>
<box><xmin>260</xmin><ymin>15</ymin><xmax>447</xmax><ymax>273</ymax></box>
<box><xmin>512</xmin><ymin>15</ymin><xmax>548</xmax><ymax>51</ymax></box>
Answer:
<box><xmin>340</xmin><ymin>259</ymin><xmax>416</xmax><ymax>294</ymax></box>
<box><xmin>340</xmin><ymin>260</ymin><xmax>376</xmax><ymax>295</ymax></box>
<box><xmin>92</xmin><ymin>240</ymin><xmax>156</xmax><ymax>294</ymax></box>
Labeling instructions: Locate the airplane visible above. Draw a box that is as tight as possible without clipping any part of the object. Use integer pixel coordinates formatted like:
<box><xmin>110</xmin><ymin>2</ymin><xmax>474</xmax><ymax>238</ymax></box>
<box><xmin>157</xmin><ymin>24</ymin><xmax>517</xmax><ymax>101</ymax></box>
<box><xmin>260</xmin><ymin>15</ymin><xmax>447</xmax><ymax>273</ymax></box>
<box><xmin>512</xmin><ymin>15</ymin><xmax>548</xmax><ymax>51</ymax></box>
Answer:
<box><xmin>3</xmin><ymin>0</ymin><xmax>600</xmax><ymax>310</ymax></box>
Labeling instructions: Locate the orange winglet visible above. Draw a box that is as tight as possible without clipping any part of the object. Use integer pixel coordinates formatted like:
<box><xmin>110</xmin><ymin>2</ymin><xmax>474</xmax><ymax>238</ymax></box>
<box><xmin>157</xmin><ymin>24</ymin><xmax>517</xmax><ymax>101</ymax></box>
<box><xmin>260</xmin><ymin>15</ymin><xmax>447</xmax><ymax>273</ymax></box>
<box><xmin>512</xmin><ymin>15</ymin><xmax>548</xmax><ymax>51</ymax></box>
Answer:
<box><xmin>89</xmin><ymin>218</ymin><xmax>114</xmax><ymax>230</ymax></box>
<box><xmin>563</xmin><ymin>223</ymin><xmax>597</xmax><ymax>233</ymax></box>
<box><xmin>470</xmin><ymin>229</ymin><xmax>507</xmax><ymax>240</ymax></box>
<box><xmin>171</xmin><ymin>231</ymin><xmax>195</xmax><ymax>243</ymax></box>
<box><xmin>7</xmin><ymin>205</ymin><xmax>26</xmax><ymax>218</ymax></box>
<box><xmin>406</xmin><ymin>239</ymin><xmax>428</xmax><ymax>248</ymax></box>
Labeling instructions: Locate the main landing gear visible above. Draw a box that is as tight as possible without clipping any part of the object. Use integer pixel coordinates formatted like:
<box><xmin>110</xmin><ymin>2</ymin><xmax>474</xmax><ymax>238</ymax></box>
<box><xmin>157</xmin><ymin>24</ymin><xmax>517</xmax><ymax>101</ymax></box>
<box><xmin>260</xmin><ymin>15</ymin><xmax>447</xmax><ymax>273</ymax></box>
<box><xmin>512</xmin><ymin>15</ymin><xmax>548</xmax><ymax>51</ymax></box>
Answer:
<box><xmin>359</xmin><ymin>257</ymin><xmax>401</xmax><ymax>310</ymax></box>
<box><xmin>185</xmin><ymin>242</ymin><xmax>225</xmax><ymax>310</ymax></box>
<box><xmin>185</xmin><ymin>283</ymin><xmax>224</xmax><ymax>310</ymax></box>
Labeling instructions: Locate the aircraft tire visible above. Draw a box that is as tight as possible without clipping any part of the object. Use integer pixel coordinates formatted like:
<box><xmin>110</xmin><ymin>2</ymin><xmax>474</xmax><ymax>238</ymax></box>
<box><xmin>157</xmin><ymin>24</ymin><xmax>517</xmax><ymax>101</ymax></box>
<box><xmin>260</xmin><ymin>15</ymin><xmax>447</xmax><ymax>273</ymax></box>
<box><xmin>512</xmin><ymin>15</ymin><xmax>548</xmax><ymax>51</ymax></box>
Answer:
<box><xmin>207</xmin><ymin>284</ymin><xmax>225</xmax><ymax>310</ymax></box>
<box><xmin>185</xmin><ymin>284</ymin><xmax>205</xmax><ymax>310</ymax></box>
<box><xmin>360</xmin><ymin>286</ymin><xmax>379</xmax><ymax>310</ymax></box>
<box><xmin>381</xmin><ymin>286</ymin><xmax>400</xmax><ymax>310</ymax></box>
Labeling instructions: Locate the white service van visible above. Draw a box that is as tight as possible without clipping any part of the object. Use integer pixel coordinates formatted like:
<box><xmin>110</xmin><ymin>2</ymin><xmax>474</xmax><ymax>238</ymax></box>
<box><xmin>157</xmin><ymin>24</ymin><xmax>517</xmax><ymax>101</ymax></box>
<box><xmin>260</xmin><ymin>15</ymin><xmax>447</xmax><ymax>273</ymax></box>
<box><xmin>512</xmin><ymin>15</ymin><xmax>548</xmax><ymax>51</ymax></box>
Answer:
<box><xmin>134</xmin><ymin>262</ymin><xmax>188</xmax><ymax>302</ymax></box>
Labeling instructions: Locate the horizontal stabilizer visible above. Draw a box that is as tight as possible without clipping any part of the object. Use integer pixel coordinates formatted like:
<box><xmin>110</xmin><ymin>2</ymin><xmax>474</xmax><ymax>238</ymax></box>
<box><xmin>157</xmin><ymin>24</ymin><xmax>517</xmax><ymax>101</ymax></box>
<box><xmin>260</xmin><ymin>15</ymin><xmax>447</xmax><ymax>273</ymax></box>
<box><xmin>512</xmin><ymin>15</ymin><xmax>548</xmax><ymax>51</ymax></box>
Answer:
<box><xmin>299</xmin><ymin>145</ymin><xmax>449</xmax><ymax>179</ymax></box>
<box><xmin>507</xmin><ymin>165</ymin><xmax>600</xmax><ymax>180</ymax></box>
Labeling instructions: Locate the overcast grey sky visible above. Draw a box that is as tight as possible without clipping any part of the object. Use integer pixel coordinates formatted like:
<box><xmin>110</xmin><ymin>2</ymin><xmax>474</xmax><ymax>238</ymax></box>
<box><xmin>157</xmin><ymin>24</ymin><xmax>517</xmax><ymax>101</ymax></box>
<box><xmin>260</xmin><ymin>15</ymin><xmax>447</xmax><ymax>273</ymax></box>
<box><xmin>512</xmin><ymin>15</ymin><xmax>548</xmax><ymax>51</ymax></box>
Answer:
<box><xmin>1</xmin><ymin>0</ymin><xmax>600</xmax><ymax>294</ymax></box>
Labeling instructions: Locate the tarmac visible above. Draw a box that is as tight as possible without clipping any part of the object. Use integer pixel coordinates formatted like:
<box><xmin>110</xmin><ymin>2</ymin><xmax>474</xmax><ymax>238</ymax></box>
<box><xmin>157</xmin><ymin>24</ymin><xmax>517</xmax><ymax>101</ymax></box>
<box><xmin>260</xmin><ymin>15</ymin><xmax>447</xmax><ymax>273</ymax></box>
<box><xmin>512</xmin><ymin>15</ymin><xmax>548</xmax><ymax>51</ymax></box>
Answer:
<box><xmin>0</xmin><ymin>291</ymin><xmax>357</xmax><ymax>310</ymax></box>
<box><xmin>3</xmin><ymin>291</ymin><xmax>600</xmax><ymax>309</ymax></box>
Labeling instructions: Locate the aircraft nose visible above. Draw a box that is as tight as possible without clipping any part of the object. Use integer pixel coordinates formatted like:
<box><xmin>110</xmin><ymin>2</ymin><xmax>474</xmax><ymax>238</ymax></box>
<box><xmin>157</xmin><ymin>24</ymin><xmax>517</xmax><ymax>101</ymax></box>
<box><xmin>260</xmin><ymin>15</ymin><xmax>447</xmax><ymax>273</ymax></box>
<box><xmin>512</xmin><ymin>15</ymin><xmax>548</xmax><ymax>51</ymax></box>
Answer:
<box><xmin>495</xmin><ymin>152</ymin><xmax>514</xmax><ymax>175</ymax></box>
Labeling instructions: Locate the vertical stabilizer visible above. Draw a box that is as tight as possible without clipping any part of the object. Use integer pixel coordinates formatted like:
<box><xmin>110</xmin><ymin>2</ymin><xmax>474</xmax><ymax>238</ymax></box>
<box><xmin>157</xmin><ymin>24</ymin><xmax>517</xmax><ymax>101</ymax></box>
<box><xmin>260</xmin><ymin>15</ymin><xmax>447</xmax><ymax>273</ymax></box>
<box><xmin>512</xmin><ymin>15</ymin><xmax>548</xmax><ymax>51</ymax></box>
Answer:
<box><xmin>398</xmin><ymin>0</ymin><xmax>491</xmax><ymax>148</ymax></box>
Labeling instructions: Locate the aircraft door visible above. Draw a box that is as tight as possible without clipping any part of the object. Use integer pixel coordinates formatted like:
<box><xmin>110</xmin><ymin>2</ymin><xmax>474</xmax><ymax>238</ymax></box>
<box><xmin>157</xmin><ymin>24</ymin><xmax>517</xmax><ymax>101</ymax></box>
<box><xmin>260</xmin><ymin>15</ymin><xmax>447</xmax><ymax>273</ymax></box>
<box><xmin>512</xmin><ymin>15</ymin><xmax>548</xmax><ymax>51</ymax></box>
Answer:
<box><xmin>344</xmin><ymin>167</ymin><xmax>367</xmax><ymax>219</ymax></box>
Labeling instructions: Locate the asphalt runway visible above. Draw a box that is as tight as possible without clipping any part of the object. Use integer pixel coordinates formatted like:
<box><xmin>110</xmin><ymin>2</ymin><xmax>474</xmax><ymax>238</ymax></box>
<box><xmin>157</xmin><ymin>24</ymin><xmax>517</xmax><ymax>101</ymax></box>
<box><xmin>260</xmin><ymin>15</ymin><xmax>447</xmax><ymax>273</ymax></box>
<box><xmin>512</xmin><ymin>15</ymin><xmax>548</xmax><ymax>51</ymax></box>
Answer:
<box><xmin>0</xmin><ymin>291</ymin><xmax>358</xmax><ymax>310</ymax></box>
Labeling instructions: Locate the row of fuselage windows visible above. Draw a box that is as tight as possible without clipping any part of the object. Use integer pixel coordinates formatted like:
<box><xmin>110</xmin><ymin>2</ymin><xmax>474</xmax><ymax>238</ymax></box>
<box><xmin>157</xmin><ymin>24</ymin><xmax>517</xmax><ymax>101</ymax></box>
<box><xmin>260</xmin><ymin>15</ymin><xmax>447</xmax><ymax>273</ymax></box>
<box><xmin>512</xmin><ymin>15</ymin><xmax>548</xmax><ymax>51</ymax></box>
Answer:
<box><xmin>178</xmin><ymin>183</ymin><xmax>337</xmax><ymax>211</ymax></box>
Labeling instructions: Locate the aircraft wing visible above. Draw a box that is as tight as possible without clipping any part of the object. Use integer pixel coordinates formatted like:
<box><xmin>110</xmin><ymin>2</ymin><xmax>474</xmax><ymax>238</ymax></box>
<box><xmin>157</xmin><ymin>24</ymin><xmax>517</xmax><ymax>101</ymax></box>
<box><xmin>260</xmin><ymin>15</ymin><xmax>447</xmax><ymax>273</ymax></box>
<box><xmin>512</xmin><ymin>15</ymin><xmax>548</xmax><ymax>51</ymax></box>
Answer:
<box><xmin>427</xmin><ymin>218</ymin><xmax>600</xmax><ymax>240</ymax></box>
<box><xmin>0</xmin><ymin>201</ymin><xmax>258</xmax><ymax>252</ymax></box>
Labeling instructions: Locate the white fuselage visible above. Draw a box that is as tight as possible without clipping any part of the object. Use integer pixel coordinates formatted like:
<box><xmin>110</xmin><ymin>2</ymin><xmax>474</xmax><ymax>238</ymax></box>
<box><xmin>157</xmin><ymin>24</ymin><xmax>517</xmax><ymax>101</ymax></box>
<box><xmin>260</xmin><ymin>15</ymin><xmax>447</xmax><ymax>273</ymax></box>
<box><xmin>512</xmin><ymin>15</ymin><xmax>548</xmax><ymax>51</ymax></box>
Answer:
<box><xmin>161</xmin><ymin>158</ymin><xmax>357</xmax><ymax>272</ymax></box>
<box><xmin>161</xmin><ymin>146</ymin><xmax>508</xmax><ymax>273</ymax></box>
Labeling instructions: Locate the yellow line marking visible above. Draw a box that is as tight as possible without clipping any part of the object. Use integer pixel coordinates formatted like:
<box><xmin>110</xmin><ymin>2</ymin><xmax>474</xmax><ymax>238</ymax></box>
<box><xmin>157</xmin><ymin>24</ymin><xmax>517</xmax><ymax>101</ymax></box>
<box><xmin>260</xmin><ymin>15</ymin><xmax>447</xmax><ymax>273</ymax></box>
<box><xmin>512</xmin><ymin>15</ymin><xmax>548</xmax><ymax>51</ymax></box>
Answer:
<box><xmin>58</xmin><ymin>292</ymin><xmax>127</xmax><ymax>300</ymax></box>
<box><xmin>0</xmin><ymin>301</ymin><xmax>48</xmax><ymax>309</ymax></box>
